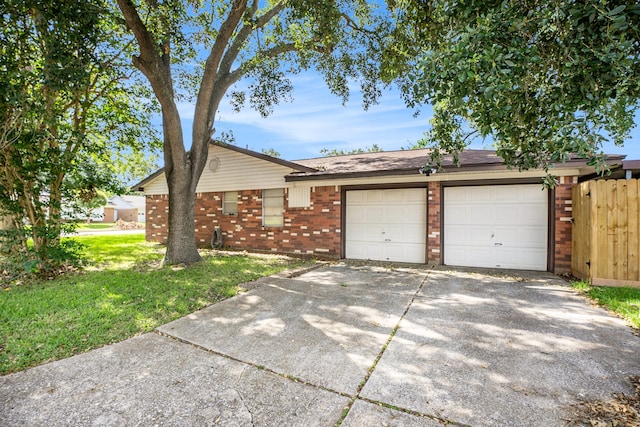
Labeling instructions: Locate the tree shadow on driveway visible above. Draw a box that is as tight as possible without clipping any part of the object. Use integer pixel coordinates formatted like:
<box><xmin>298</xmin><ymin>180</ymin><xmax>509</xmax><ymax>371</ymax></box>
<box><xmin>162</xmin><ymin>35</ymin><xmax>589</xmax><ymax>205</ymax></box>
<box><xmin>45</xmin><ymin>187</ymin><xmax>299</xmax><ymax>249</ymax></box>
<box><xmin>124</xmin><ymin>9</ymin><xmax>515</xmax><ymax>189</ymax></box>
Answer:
<box><xmin>361</xmin><ymin>267</ymin><xmax>640</xmax><ymax>426</ymax></box>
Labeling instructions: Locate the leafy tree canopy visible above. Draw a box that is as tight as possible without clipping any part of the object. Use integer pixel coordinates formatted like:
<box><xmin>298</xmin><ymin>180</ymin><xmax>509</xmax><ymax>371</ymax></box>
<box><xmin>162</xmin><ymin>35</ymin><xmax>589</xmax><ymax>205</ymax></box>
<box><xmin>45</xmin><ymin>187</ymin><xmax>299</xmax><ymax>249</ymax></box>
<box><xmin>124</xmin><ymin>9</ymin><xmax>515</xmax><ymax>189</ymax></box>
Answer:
<box><xmin>116</xmin><ymin>0</ymin><xmax>396</xmax><ymax>264</ymax></box>
<box><xmin>0</xmin><ymin>0</ymin><xmax>159</xmax><ymax>275</ymax></box>
<box><xmin>387</xmin><ymin>0</ymin><xmax>640</xmax><ymax>182</ymax></box>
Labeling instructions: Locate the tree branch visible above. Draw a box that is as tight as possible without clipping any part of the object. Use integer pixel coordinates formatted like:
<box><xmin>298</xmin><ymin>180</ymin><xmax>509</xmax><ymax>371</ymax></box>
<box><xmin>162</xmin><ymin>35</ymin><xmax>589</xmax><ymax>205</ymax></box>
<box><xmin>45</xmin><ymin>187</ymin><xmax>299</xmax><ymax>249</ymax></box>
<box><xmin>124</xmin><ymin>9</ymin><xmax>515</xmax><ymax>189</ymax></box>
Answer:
<box><xmin>220</xmin><ymin>0</ymin><xmax>286</xmax><ymax>79</ymax></box>
<box><xmin>340</xmin><ymin>12</ymin><xmax>384</xmax><ymax>44</ymax></box>
<box><xmin>191</xmin><ymin>0</ymin><xmax>249</xmax><ymax>185</ymax></box>
<box><xmin>115</xmin><ymin>0</ymin><xmax>158</xmax><ymax>79</ymax></box>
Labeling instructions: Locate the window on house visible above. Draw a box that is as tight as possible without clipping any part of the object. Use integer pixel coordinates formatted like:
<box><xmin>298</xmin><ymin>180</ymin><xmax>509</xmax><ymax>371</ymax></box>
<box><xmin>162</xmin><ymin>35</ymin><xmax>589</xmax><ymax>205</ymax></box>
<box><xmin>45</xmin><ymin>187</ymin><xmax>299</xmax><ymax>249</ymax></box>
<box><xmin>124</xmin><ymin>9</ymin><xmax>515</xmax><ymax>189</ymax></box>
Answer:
<box><xmin>263</xmin><ymin>188</ymin><xmax>284</xmax><ymax>227</ymax></box>
<box><xmin>223</xmin><ymin>191</ymin><xmax>238</xmax><ymax>215</ymax></box>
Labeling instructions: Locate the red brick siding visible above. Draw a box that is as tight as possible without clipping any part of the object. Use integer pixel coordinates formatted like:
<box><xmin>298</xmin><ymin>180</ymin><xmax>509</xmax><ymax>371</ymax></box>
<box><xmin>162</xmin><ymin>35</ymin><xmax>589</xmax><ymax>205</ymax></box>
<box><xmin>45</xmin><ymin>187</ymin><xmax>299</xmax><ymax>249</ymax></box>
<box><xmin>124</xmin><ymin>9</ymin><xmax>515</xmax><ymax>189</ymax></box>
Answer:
<box><xmin>146</xmin><ymin>194</ymin><xmax>169</xmax><ymax>243</ymax></box>
<box><xmin>554</xmin><ymin>177</ymin><xmax>575</xmax><ymax>273</ymax></box>
<box><xmin>427</xmin><ymin>181</ymin><xmax>441</xmax><ymax>264</ymax></box>
<box><xmin>146</xmin><ymin>186</ymin><xmax>341</xmax><ymax>257</ymax></box>
<box><xmin>146</xmin><ymin>179</ymin><xmax>575</xmax><ymax>271</ymax></box>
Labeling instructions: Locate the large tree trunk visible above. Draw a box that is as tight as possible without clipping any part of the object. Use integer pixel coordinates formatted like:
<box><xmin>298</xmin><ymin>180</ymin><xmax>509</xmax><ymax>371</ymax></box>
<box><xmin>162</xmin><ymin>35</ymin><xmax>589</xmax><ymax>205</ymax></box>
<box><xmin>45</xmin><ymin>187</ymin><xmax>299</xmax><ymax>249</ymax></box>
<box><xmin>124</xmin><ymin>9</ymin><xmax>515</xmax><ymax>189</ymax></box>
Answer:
<box><xmin>116</xmin><ymin>0</ymin><xmax>247</xmax><ymax>265</ymax></box>
<box><xmin>161</xmin><ymin>104</ymin><xmax>203</xmax><ymax>264</ymax></box>
<box><xmin>164</xmin><ymin>165</ymin><xmax>202</xmax><ymax>264</ymax></box>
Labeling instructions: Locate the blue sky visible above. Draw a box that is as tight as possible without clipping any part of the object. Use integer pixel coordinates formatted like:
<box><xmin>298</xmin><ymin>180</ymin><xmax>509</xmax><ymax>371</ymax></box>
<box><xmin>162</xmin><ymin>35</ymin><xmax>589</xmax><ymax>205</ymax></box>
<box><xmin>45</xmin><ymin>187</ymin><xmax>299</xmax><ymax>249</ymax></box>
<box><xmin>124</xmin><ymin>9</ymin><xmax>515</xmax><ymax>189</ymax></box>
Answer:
<box><xmin>173</xmin><ymin>72</ymin><xmax>640</xmax><ymax>162</ymax></box>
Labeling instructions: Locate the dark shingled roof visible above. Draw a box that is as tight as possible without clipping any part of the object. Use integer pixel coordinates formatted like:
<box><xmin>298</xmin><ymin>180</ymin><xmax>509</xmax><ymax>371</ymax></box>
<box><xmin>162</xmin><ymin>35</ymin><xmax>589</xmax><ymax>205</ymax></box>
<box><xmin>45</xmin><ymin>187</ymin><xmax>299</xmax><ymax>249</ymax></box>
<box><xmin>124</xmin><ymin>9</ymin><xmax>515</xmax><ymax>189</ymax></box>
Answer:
<box><xmin>292</xmin><ymin>149</ymin><xmax>501</xmax><ymax>173</ymax></box>
<box><xmin>132</xmin><ymin>141</ymin><xmax>627</xmax><ymax>190</ymax></box>
<box><xmin>286</xmin><ymin>149</ymin><xmax>625</xmax><ymax>181</ymax></box>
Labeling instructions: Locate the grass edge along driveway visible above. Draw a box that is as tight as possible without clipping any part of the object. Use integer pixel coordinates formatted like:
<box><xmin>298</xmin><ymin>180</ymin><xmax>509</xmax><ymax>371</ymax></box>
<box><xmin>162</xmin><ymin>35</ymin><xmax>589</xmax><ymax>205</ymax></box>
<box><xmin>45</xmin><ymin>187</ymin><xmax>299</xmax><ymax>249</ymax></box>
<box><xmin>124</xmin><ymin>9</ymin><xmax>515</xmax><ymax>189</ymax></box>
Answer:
<box><xmin>0</xmin><ymin>234</ymin><xmax>315</xmax><ymax>375</ymax></box>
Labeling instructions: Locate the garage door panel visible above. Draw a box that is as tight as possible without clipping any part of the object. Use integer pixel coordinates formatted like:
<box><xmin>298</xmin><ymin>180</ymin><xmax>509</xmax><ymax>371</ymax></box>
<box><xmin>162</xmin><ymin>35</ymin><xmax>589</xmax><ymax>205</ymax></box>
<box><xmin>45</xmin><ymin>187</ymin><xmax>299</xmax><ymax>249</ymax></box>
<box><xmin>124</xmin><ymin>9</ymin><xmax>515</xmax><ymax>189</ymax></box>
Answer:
<box><xmin>495</xmin><ymin>186</ymin><xmax>519</xmax><ymax>201</ymax></box>
<box><xmin>444</xmin><ymin>207</ymin><xmax>468</xmax><ymax>224</ymax></box>
<box><xmin>363</xmin><ymin>191</ymin><xmax>384</xmax><ymax>203</ymax></box>
<box><xmin>345</xmin><ymin>207</ymin><xmax>364</xmax><ymax>223</ymax></box>
<box><xmin>399</xmin><ymin>207</ymin><xmax>426</xmax><ymax>224</ymax></box>
<box><xmin>348</xmin><ymin>243</ymin><xmax>384</xmax><ymax>261</ymax></box>
<box><xmin>347</xmin><ymin>191</ymin><xmax>366</xmax><ymax>203</ymax></box>
<box><xmin>403</xmin><ymin>188</ymin><xmax>427</xmax><ymax>202</ymax></box>
<box><xmin>517</xmin><ymin>186</ymin><xmax>546</xmax><ymax>199</ymax></box>
<box><xmin>444</xmin><ymin>185</ymin><xmax>548</xmax><ymax>271</ymax></box>
<box><xmin>385</xmin><ymin>190</ymin><xmax>407</xmax><ymax>202</ymax></box>
<box><xmin>447</xmin><ymin>206</ymin><xmax>496</xmax><ymax>225</ymax></box>
<box><xmin>445</xmin><ymin>226</ymin><xmax>467</xmax><ymax>243</ymax></box>
<box><xmin>365</xmin><ymin>209</ymin><xmax>385</xmax><ymax>223</ymax></box>
<box><xmin>471</xmin><ymin>227</ymin><xmax>494</xmax><ymax>243</ymax></box>
<box><xmin>446</xmin><ymin>245</ymin><xmax>493</xmax><ymax>267</ymax></box>
<box><xmin>470</xmin><ymin>187</ymin><xmax>493</xmax><ymax>201</ymax></box>
<box><xmin>384</xmin><ymin>224</ymin><xmax>426</xmax><ymax>244</ymax></box>
<box><xmin>386</xmin><ymin>204</ymin><xmax>408</xmax><ymax>219</ymax></box>
<box><xmin>348</xmin><ymin>224</ymin><xmax>384</xmax><ymax>242</ymax></box>
<box><xmin>494</xmin><ymin>248</ymin><xmax>547</xmax><ymax>270</ymax></box>
<box><xmin>385</xmin><ymin>243</ymin><xmax>426</xmax><ymax>264</ymax></box>
<box><xmin>346</xmin><ymin>189</ymin><xmax>426</xmax><ymax>263</ymax></box>
<box><xmin>446</xmin><ymin>226</ymin><xmax>494</xmax><ymax>244</ymax></box>
<box><xmin>494</xmin><ymin>226</ymin><xmax>547</xmax><ymax>246</ymax></box>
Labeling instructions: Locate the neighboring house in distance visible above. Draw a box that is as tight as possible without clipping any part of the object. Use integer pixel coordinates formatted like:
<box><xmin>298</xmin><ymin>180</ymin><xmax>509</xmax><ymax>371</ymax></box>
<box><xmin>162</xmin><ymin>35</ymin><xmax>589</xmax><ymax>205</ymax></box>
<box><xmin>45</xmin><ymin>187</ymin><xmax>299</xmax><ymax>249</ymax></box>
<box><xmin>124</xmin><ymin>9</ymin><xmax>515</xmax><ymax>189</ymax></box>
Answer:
<box><xmin>134</xmin><ymin>141</ymin><xmax>626</xmax><ymax>274</ymax></box>
<box><xmin>103</xmin><ymin>195</ymin><xmax>146</xmax><ymax>223</ymax></box>
<box><xmin>61</xmin><ymin>194</ymin><xmax>145</xmax><ymax>223</ymax></box>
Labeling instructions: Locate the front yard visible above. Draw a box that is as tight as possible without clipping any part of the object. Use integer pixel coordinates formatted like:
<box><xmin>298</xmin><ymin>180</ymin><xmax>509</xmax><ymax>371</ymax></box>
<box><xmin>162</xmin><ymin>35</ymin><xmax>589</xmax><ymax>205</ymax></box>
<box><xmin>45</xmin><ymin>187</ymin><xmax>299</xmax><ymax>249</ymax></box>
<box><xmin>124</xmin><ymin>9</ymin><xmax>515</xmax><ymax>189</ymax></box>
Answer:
<box><xmin>2</xmin><ymin>233</ymin><xmax>638</xmax><ymax>380</ymax></box>
<box><xmin>0</xmin><ymin>234</ymin><xmax>314</xmax><ymax>375</ymax></box>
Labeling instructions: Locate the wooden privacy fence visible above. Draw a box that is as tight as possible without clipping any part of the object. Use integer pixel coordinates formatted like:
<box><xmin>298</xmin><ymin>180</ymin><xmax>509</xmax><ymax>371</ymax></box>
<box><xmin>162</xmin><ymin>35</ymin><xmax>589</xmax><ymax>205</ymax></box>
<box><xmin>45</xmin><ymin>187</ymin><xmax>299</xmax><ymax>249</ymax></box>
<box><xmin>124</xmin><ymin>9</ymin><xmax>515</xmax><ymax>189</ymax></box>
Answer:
<box><xmin>572</xmin><ymin>178</ymin><xmax>640</xmax><ymax>287</ymax></box>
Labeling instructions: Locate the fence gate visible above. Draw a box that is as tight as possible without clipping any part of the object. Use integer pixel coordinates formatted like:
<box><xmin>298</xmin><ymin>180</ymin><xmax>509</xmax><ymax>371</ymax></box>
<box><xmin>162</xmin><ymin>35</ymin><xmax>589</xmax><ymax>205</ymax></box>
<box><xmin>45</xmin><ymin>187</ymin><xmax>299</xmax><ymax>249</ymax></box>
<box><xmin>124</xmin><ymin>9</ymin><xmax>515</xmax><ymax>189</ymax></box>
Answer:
<box><xmin>572</xmin><ymin>179</ymin><xmax>640</xmax><ymax>287</ymax></box>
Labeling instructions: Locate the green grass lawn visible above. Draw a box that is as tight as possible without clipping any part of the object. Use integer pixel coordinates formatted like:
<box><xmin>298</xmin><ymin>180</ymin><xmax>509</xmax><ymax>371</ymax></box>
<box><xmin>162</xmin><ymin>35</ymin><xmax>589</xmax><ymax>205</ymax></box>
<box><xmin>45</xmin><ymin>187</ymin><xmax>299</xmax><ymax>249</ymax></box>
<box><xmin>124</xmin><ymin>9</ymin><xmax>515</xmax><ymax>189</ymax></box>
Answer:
<box><xmin>573</xmin><ymin>281</ymin><xmax>640</xmax><ymax>329</ymax></box>
<box><xmin>0</xmin><ymin>234</ymin><xmax>314</xmax><ymax>375</ymax></box>
<box><xmin>75</xmin><ymin>223</ymin><xmax>115</xmax><ymax>230</ymax></box>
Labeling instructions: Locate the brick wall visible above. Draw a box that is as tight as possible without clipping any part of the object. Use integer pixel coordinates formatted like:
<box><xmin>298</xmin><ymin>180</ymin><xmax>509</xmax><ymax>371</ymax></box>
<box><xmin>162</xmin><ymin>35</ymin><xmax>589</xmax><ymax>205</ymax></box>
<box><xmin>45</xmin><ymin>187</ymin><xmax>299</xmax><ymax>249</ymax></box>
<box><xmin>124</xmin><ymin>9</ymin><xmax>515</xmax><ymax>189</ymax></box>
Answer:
<box><xmin>146</xmin><ymin>179</ymin><xmax>575</xmax><ymax>272</ymax></box>
<box><xmin>427</xmin><ymin>181</ymin><xmax>441</xmax><ymax>264</ymax></box>
<box><xmin>147</xmin><ymin>186</ymin><xmax>342</xmax><ymax>257</ymax></box>
<box><xmin>554</xmin><ymin>176</ymin><xmax>575</xmax><ymax>273</ymax></box>
<box><xmin>146</xmin><ymin>194</ymin><xmax>168</xmax><ymax>242</ymax></box>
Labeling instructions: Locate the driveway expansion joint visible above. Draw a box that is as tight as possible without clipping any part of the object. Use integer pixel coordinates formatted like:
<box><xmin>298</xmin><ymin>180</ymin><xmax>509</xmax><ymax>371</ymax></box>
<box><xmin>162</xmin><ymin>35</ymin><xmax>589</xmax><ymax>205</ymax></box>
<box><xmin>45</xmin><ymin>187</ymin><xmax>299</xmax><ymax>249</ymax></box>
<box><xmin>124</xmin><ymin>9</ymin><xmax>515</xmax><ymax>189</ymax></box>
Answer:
<box><xmin>336</xmin><ymin>267</ymin><xmax>448</xmax><ymax>425</ymax></box>
<box><xmin>153</xmin><ymin>329</ymin><xmax>352</xmax><ymax>400</ymax></box>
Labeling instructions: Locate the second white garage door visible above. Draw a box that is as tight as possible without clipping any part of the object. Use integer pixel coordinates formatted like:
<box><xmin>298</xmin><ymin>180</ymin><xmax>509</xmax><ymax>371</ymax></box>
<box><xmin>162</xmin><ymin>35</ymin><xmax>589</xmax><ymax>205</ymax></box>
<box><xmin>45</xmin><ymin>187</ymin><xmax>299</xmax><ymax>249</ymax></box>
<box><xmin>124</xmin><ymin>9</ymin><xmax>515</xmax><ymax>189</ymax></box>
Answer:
<box><xmin>346</xmin><ymin>188</ymin><xmax>426</xmax><ymax>263</ymax></box>
<box><xmin>444</xmin><ymin>185</ymin><xmax>548</xmax><ymax>271</ymax></box>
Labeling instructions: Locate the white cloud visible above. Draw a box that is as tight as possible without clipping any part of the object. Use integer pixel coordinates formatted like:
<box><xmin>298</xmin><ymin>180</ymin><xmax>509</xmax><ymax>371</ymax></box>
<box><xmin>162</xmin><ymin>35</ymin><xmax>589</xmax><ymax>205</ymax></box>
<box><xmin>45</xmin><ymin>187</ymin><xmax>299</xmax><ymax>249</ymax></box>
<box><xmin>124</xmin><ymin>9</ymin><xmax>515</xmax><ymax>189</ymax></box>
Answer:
<box><xmin>172</xmin><ymin>72</ymin><xmax>640</xmax><ymax>162</ymax></box>
<box><xmin>209</xmin><ymin>73</ymin><xmax>430</xmax><ymax>158</ymax></box>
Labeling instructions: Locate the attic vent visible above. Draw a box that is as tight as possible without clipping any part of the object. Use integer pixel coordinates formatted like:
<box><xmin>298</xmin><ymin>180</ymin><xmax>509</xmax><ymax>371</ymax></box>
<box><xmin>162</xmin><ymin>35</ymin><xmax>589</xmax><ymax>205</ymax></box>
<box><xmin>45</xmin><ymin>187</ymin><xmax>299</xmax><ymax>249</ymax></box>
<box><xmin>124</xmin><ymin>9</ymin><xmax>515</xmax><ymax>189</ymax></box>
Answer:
<box><xmin>288</xmin><ymin>186</ymin><xmax>311</xmax><ymax>208</ymax></box>
<box><xmin>209</xmin><ymin>157</ymin><xmax>220</xmax><ymax>172</ymax></box>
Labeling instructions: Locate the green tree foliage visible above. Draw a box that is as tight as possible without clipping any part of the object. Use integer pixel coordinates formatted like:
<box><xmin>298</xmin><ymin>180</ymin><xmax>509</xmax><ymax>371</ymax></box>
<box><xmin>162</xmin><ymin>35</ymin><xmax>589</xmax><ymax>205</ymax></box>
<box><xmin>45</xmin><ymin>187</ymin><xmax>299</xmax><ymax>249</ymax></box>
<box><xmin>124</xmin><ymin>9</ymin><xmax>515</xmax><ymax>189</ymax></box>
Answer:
<box><xmin>116</xmin><ymin>0</ymin><xmax>394</xmax><ymax>264</ymax></box>
<box><xmin>0</xmin><ymin>0</ymin><xmax>159</xmax><ymax>275</ymax></box>
<box><xmin>320</xmin><ymin>143</ymin><xmax>384</xmax><ymax>157</ymax></box>
<box><xmin>387</xmin><ymin>0</ymin><xmax>640</xmax><ymax>181</ymax></box>
<box><xmin>261</xmin><ymin>148</ymin><xmax>281</xmax><ymax>158</ymax></box>
<box><xmin>69</xmin><ymin>190</ymin><xmax>109</xmax><ymax>224</ymax></box>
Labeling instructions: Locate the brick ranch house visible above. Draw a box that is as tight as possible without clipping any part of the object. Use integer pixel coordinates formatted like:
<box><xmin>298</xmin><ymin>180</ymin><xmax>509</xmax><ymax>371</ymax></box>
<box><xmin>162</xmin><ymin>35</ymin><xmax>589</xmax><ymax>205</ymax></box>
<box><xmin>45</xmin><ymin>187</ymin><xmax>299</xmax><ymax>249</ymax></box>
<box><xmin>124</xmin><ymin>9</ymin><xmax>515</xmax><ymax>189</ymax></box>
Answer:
<box><xmin>134</xmin><ymin>141</ymin><xmax>625</xmax><ymax>274</ymax></box>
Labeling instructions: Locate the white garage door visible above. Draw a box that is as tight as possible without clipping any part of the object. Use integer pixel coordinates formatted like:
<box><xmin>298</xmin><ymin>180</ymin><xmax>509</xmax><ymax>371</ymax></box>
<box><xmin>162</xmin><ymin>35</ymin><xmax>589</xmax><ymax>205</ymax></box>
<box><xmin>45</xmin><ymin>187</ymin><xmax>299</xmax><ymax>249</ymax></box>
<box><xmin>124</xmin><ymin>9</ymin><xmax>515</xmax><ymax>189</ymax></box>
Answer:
<box><xmin>444</xmin><ymin>185</ymin><xmax>548</xmax><ymax>271</ymax></box>
<box><xmin>346</xmin><ymin>188</ymin><xmax>426</xmax><ymax>263</ymax></box>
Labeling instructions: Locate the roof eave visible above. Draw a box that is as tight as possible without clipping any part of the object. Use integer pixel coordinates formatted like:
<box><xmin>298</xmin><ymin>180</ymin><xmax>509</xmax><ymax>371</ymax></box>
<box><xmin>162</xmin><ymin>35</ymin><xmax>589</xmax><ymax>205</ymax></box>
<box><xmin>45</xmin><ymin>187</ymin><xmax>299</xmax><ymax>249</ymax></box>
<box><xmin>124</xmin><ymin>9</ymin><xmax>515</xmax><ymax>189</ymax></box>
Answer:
<box><xmin>131</xmin><ymin>167</ymin><xmax>165</xmax><ymax>192</ymax></box>
<box><xmin>286</xmin><ymin>168</ymin><xmax>423</xmax><ymax>182</ymax></box>
<box><xmin>285</xmin><ymin>156</ymin><xmax>627</xmax><ymax>182</ymax></box>
<box><xmin>210</xmin><ymin>140</ymin><xmax>317</xmax><ymax>173</ymax></box>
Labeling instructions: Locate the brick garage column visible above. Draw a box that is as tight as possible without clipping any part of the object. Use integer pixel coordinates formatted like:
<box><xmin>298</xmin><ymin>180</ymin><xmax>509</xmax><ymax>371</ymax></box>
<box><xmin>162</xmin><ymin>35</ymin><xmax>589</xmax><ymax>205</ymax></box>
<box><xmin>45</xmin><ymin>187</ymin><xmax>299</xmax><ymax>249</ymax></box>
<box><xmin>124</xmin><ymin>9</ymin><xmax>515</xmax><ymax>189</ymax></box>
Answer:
<box><xmin>554</xmin><ymin>176</ymin><xmax>575</xmax><ymax>273</ymax></box>
<box><xmin>427</xmin><ymin>181</ymin><xmax>441</xmax><ymax>264</ymax></box>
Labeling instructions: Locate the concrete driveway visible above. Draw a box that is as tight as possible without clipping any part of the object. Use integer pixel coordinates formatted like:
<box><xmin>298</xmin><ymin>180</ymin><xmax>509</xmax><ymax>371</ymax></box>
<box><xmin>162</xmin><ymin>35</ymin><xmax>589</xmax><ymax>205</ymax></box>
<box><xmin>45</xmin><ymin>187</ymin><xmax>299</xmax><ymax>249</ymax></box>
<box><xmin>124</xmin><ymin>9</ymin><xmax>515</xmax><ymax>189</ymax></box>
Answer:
<box><xmin>2</xmin><ymin>263</ymin><xmax>639</xmax><ymax>426</ymax></box>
